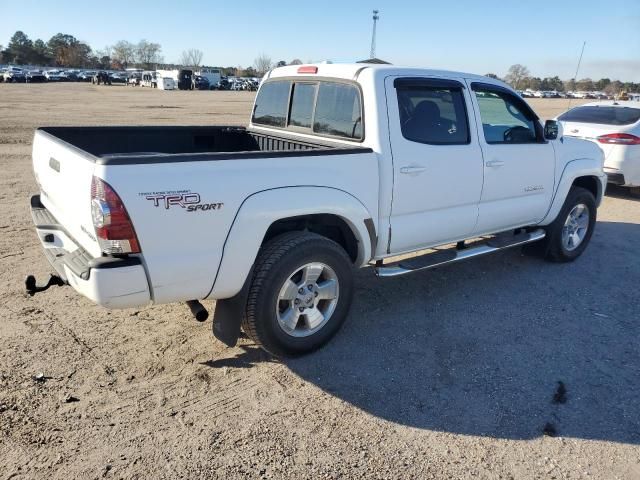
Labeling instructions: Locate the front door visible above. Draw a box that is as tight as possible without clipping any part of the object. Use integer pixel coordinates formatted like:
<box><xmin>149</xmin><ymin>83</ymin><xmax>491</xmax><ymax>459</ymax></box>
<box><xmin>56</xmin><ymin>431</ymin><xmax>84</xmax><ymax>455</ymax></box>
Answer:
<box><xmin>385</xmin><ymin>76</ymin><xmax>484</xmax><ymax>254</ymax></box>
<box><xmin>468</xmin><ymin>82</ymin><xmax>556</xmax><ymax>234</ymax></box>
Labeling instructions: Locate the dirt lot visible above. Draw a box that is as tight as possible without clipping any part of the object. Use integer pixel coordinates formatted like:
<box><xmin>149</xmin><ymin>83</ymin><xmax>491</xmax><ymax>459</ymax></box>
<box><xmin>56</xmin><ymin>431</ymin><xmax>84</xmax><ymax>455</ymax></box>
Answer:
<box><xmin>0</xmin><ymin>83</ymin><xmax>639</xmax><ymax>479</ymax></box>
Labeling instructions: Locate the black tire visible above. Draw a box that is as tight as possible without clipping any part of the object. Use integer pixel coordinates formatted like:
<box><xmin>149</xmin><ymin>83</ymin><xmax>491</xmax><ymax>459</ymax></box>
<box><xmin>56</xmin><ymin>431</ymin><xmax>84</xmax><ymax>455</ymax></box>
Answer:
<box><xmin>544</xmin><ymin>186</ymin><xmax>596</xmax><ymax>262</ymax></box>
<box><xmin>243</xmin><ymin>232</ymin><xmax>354</xmax><ymax>356</ymax></box>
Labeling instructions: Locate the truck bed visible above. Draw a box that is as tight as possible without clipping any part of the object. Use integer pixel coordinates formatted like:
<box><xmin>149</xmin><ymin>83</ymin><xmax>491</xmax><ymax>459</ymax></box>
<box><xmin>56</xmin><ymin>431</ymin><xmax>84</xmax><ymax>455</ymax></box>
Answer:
<box><xmin>37</xmin><ymin>126</ymin><xmax>366</xmax><ymax>165</ymax></box>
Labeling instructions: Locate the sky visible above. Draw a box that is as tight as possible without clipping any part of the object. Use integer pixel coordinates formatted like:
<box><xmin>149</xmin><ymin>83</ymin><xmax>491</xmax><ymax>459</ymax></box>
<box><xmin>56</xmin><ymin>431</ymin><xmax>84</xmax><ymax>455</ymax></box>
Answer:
<box><xmin>2</xmin><ymin>0</ymin><xmax>639</xmax><ymax>81</ymax></box>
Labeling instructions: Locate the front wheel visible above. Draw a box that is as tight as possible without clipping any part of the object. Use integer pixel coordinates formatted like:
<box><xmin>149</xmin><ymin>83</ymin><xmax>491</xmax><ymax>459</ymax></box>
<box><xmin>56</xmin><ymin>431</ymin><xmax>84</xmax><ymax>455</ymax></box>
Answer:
<box><xmin>544</xmin><ymin>186</ymin><xmax>596</xmax><ymax>262</ymax></box>
<box><xmin>243</xmin><ymin>232</ymin><xmax>354</xmax><ymax>356</ymax></box>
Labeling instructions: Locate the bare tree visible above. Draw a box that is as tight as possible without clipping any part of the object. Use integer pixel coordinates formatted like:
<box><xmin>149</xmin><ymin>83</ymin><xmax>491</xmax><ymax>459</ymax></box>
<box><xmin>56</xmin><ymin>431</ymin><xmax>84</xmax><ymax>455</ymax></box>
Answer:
<box><xmin>136</xmin><ymin>40</ymin><xmax>162</xmax><ymax>68</ymax></box>
<box><xmin>504</xmin><ymin>64</ymin><xmax>530</xmax><ymax>89</ymax></box>
<box><xmin>253</xmin><ymin>54</ymin><xmax>272</xmax><ymax>75</ymax></box>
<box><xmin>111</xmin><ymin>40</ymin><xmax>135</xmax><ymax>68</ymax></box>
<box><xmin>180</xmin><ymin>48</ymin><xmax>204</xmax><ymax>70</ymax></box>
<box><xmin>289</xmin><ymin>58</ymin><xmax>303</xmax><ymax>65</ymax></box>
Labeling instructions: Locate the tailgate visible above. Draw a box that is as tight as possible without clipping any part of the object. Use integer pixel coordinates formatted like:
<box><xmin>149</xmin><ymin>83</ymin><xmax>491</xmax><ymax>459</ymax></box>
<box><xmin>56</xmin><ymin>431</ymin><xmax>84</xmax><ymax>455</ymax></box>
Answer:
<box><xmin>32</xmin><ymin>129</ymin><xmax>101</xmax><ymax>257</ymax></box>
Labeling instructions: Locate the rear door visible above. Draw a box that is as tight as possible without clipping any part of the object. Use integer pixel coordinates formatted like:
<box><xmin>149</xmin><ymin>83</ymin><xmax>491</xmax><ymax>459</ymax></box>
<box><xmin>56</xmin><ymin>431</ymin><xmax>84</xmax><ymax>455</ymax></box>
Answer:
<box><xmin>468</xmin><ymin>82</ymin><xmax>555</xmax><ymax>234</ymax></box>
<box><xmin>385</xmin><ymin>76</ymin><xmax>483</xmax><ymax>253</ymax></box>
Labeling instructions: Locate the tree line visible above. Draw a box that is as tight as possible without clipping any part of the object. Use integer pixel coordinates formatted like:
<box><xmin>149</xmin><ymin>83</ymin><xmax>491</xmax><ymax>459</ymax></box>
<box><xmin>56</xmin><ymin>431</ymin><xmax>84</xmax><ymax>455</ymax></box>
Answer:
<box><xmin>0</xmin><ymin>31</ymin><xmax>162</xmax><ymax>70</ymax></box>
<box><xmin>490</xmin><ymin>64</ymin><xmax>640</xmax><ymax>94</ymax></box>
<box><xmin>0</xmin><ymin>31</ymin><xmax>302</xmax><ymax>77</ymax></box>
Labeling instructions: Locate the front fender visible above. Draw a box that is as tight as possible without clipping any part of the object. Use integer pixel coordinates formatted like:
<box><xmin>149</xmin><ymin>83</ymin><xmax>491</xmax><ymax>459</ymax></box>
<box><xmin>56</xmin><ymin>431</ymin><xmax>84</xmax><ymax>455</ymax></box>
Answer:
<box><xmin>207</xmin><ymin>186</ymin><xmax>375</xmax><ymax>300</ymax></box>
<box><xmin>539</xmin><ymin>158</ymin><xmax>607</xmax><ymax>226</ymax></box>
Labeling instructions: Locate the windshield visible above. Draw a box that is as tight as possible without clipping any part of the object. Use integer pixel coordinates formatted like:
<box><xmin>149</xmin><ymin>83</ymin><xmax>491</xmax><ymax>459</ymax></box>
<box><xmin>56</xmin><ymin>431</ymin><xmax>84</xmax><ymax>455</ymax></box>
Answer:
<box><xmin>558</xmin><ymin>106</ymin><xmax>640</xmax><ymax>126</ymax></box>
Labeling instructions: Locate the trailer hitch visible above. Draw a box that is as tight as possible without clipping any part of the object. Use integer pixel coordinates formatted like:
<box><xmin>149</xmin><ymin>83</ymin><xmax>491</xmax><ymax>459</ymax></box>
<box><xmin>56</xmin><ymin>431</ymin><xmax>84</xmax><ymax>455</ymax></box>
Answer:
<box><xmin>25</xmin><ymin>274</ymin><xmax>66</xmax><ymax>296</ymax></box>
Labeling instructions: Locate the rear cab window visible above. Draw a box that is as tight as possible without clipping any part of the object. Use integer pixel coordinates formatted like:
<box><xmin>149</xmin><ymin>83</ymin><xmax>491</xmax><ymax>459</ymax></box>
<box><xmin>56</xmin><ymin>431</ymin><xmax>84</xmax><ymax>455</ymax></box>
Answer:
<box><xmin>252</xmin><ymin>81</ymin><xmax>292</xmax><ymax>127</ymax></box>
<box><xmin>252</xmin><ymin>79</ymin><xmax>363</xmax><ymax>141</ymax></box>
<box><xmin>558</xmin><ymin>106</ymin><xmax>640</xmax><ymax>126</ymax></box>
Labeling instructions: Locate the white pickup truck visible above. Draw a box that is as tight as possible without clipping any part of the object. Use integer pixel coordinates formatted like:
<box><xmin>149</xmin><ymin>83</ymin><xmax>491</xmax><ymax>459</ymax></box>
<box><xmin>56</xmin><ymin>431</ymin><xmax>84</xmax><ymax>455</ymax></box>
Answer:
<box><xmin>29</xmin><ymin>63</ymin><xmax>606</xmax><ymax>355</ymax></box>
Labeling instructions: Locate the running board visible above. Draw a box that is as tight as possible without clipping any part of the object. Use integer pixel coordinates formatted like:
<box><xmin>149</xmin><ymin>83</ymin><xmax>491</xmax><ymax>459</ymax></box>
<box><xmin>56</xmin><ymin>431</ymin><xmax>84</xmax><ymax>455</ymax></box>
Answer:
<box><xmin>375</xmin><ymin>229</ymin><xmax>546</xmax><ymax>278</ymax></box>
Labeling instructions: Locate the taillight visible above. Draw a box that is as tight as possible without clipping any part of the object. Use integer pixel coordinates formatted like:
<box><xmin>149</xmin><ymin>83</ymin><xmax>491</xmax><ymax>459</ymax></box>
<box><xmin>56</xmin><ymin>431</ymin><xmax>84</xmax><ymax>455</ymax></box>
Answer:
<box><xmin>596</xmin><ymin>133</ymin><xmax>640</xmax><ymax>145</ymax></box>
<box><xmin>90</xmin><ymin>176</ymin><xmax>140</xmax><ymax>254</ymax></box>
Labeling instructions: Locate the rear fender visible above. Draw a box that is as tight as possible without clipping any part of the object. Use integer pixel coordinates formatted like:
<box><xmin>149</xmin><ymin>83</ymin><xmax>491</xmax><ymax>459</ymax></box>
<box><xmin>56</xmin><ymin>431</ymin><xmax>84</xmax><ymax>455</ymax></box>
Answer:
<box><xmin>207</xmin><ymin>186</ymin><xmax>375</xmax><ymax>299</ymax></box>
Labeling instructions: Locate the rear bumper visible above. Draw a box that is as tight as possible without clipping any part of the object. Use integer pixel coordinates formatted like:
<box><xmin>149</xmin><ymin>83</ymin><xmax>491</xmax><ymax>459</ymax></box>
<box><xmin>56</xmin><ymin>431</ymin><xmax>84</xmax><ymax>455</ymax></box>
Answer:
<box><xmin>604</xmin><ymin>170</ymin><xmax>626</xmax><ymax>186</ymax></box>
<box><xmin>604</xmin><ymin>146</ymin><xmax>640</xmax><ymax>187</ymax></box>
<box><xmin>30</xmin><ymin>195</ymin><xmax>151</xmax><ymax>308</ymax></box>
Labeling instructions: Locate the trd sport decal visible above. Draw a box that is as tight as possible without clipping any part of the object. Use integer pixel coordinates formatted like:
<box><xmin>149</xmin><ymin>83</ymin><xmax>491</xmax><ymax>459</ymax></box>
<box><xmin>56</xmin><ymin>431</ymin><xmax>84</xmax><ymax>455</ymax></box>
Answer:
<box><xmin>139</xmin><ymin>190</ymin><xmax>223</xmax><ymax>212</ymax></box>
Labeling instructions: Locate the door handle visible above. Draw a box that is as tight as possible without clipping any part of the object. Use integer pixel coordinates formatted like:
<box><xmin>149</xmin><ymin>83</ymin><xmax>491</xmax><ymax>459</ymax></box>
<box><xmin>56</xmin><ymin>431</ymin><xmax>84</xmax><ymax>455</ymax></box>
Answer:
<box><xmin>400</xmin><ymin>166</ymin><xmax>428</xmax><ymax>175</ymax></box>
<box><xmin>485</xmin><ymin>160</ymin><xmax>505</xmax><ymax>167</ymax></box>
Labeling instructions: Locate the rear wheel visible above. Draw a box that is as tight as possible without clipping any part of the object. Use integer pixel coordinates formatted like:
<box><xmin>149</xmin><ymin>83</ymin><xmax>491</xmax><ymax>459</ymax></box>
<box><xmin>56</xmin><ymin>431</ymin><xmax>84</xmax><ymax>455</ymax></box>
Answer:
<box><xmin>544</xmin><ymin>186</ymin><xmax>596</xmax><ymax>262</ymax></box>
<box><xmin>243</xmin><ymin>232</ymin><xmax>354</xmax><ymax>356</ymax></box>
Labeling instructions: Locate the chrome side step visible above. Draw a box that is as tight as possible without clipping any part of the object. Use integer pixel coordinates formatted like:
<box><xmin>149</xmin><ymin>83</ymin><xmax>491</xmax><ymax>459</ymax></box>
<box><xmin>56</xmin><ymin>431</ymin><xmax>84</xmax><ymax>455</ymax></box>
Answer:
<box><xmin>375</xmin><ymin>229</ymin><xmax>546</xmax><ymax>278</ymax></box>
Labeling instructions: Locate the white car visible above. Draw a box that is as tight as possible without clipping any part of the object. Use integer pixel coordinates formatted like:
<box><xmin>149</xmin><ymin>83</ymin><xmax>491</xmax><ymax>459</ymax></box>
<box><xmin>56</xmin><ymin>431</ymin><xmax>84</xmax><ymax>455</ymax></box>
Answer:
<box><xmin>29</xmin><ymin>63</ymin><xmax>605</xmax><ymax>355</ymax></box>
<box><xmin>44</xmin><ymin>70</ymin><xmax>64</xmax><ymax>82</ymax></box>
<box><xmin>558</xmin><ymin>101</ymin><xmax>640</xmax><ymax>188</ymax></box>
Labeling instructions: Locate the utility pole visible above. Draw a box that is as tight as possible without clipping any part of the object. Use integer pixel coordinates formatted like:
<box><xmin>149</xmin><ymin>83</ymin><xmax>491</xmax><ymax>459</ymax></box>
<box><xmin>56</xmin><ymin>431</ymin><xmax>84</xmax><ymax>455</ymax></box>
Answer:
<box><xmin>370</xmin><ymin>10</ymin><xmax>379</xmax><ymax>59</ymax></box>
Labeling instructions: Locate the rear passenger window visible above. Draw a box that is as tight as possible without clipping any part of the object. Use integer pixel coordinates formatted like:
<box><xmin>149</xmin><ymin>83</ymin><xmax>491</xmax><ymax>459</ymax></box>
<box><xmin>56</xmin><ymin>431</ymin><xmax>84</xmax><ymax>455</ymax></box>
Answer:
<box><xmin>289</xmin><ymin>83</ymin><xmax>317</xmax><ymax>128</ymax></box>
<box><xmin>313</xmin><ymin>83</ymin><xmax>363</xmax><ymax>139</ymax></box>
<box><xmin>252</xmin><ymin>81</ymin><xmax>291</xmax><ymax>127</ymax></box>
<box><xmin>396</xmin><ymin>84</ymin><xmax>469</xmax><ymax>145</ymax></box>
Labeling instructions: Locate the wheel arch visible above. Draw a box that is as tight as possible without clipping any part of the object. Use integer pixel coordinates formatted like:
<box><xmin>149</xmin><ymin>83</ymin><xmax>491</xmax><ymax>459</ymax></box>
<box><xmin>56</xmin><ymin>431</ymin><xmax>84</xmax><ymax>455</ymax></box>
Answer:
<box><xmin>206</xmin><ymin>186</ymin><xmax>376</xmax><ymax>300</ymax></box>
<box><xmin>539</xmin><ymin>159</ymin><xmax>607</xmax><ymax>226</ymax></box>
<box><xmin>262</xmin><ymin>213</ymin><xmax>363</xmax><ymax>264</ymax></box>
<box><xmin>572</xmin><ymin>175</ymin><xmax>602</xmax><ymax>202</ymax></box>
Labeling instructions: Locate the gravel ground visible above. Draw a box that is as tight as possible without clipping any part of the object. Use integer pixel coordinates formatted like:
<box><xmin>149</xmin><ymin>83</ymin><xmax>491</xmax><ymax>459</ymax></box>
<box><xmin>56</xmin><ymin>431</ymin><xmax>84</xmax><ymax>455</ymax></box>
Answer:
<box><xmin>0</xmin><ymin>83</ymin><xmax>638</xmax><ymax>479</ymax></box>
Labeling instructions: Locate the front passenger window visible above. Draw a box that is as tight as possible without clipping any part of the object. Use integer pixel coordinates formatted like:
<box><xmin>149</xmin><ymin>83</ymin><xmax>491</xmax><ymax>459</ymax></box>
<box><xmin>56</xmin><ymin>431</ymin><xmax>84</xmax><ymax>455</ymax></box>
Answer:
<box><xmin>474</xmin><ymin>89</ymin><xmax>538</xmax><ymax>144</ymax></box>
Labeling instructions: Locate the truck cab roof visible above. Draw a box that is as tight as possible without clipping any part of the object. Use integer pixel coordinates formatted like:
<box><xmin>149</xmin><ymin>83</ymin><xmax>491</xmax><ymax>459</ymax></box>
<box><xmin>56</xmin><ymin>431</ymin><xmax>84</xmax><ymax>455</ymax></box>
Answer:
<box><xmin>267</xmin><ymin>63</ymin><xmax>509</xmax><ymax>89</ymax></box>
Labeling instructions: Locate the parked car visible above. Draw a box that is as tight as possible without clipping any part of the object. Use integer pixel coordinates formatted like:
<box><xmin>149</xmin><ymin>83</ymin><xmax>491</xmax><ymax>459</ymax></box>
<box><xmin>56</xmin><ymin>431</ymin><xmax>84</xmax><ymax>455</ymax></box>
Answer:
<box><xmin>60</xmin><ymin>71</ymin><xmax>78</xmax><ymax>81</ymax></box>
<box><xmin>230</xmin><ymin>79</ymin><xmax>245</xmax><ymax>91</ymax></box>
<box><xmin>28</xmin><ymin>63</ymin><xmax>605</xmax><ymax>356</ymax></box>
<box><xmin>193</xmin><ymin>75</ymin><xmax>210</xmax><ymax>90</ymax></box>
<box><xmin>216</xmin><ymin>78</ymin><xmax>231</xmax><ymax>90</ymax></box>
<box><xmin>128</xmin><ymin>72</ymin><xmax>141</xmax><ymax>86</ymax></box>
<box><xmin>92</xmin><ymin>71</ymin><xmax>112</xmax><ymax>85</ymax></box>
<box><xmin>78</xmin><ymin>71</ymin><xmax>96</xmax><ymax>82</ymax></box>
<box><xmin>177</xmin><ymin>69</ymin><xmax>193</xmax><ymax>90</ymax></box>
<box><xmin>140</xmin><ymin>71</ymin><xmax>158</xmax><ymax>88</ymax></box>
<box><xmin>110</xmin><ymin>72</ymin><xmax>128</xmax><ymax>84</ymax></box>
<box><xmin>558</xmin><ymin>101</ymin><xmax>640</xmax><ymax>189</ymax></box>
<box><xmin>26</xmin><ymin>71</ymin><xmax>46</xmax><ymax>83</ymax></box>
<box><xmin>196</xmin><ymin>68</ymin><xmax>222</xmax><ymax>89</ymax></box>
<box><xmin>3</xmin><ymin>67</ymin><xmax>26</xmax><ymax>83</ymax></box>
<box><xmin>44</xmin><ymin>70</ymin><xmax>65</xmax><ymax>82</ymax></box>
<box><xmin>157</xmin><ymin>77</ymin><xmax>176</xmax><ymax>90</ymax></box>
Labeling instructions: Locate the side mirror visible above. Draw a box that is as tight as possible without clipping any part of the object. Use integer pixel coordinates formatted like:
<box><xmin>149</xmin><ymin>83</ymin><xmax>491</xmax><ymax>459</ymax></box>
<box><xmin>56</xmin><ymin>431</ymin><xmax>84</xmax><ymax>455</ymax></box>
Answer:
<box><xmin>544</xmin><ymin>119</ymin><xmax>562</xmax><ymax>140</ymax></box>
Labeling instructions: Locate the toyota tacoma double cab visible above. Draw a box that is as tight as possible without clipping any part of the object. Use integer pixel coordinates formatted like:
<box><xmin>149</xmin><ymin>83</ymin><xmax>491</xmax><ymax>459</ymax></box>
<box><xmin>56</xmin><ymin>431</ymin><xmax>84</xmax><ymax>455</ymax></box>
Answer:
<box><xmin>29</xmin><ymin>63</ymin><xmax>606</xmax><ymax>355</ymax></box>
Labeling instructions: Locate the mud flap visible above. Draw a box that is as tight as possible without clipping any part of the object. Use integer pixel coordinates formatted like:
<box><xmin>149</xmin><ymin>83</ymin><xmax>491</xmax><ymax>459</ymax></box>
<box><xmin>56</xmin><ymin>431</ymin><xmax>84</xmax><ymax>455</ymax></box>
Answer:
<box><xmin>212</xmin><ymin>295</ymin><xmax>244</xmax><ymax>347</ymax></box>
<box><xmin>212</xmin><ymin>272</ymin><xmax>252</xmax><ymax>348</ymax></box>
